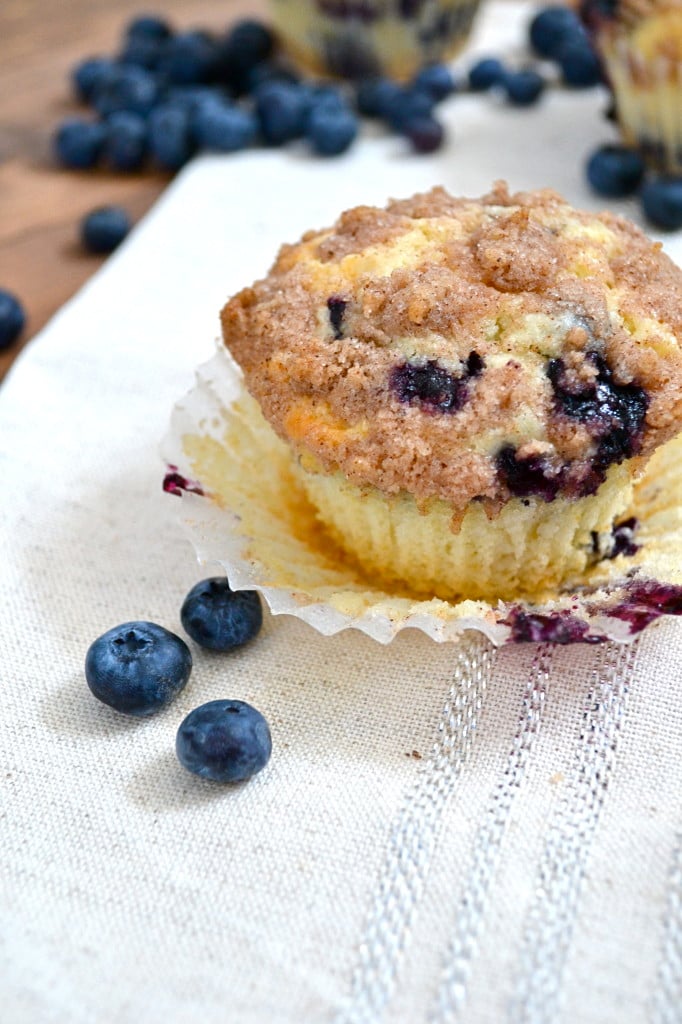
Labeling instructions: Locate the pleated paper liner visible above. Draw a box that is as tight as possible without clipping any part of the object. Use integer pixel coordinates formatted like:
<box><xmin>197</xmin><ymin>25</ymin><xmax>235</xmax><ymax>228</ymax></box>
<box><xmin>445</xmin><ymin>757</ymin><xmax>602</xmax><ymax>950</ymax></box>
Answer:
<box><xmin>161</xmin><ymin>348</ymin><xmax>682</xmax><ymax>646</ymax></box>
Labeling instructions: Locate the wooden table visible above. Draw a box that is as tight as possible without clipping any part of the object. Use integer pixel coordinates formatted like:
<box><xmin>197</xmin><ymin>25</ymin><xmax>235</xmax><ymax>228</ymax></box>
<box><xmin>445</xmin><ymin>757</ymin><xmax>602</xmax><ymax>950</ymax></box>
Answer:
<box><xmin>0</xmin><ymin>0</ymin><xmax>260</xmax><ymax>378</ymax></box>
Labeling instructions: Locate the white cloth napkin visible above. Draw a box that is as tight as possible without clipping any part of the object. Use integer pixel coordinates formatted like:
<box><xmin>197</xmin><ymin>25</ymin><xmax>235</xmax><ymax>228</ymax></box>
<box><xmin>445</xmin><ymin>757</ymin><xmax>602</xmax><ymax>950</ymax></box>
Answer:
<box><xmin>3</xmin><ymin>5</ymin><xmax>682</xmax><ymax>1022</ymax></box>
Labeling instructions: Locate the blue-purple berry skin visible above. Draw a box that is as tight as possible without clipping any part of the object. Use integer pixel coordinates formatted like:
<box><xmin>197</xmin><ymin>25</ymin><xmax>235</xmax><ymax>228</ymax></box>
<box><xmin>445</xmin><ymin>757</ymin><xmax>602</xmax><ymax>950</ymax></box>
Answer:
<box><xmin>103</xmin><ymin>111</ymin><xmax>147</xmax><ymax>171</ymax></box>
<box><xmin>557</xmin><ymin>39</ymin><xmax>602</xmax><ymax>87</ymax></box>
<box><xmin>391</xmin><ymin>354</ymin><xmax>483</xmax><ymax>413</ymax></box>
<box><xmin>468</xmin><ymin>57</ymin><xmax>506</xmax><ymax>91</ymax></box>
<box><xmin>181</xmin><ymin>578</ymin><xmax>263</xmax><ymax>651</ymax></box>
<box><xmin>405</xmin><ymin>115</ymin><xmax>445</xmax><ymax>153</ymax></box>
<box><xmin>256</xmin><ymin>82</ymin><xmax>308</xmax><ymax>144</ymax></box>
<box><xmin>85</xmin><ymin>621</ymin><xmax>192</xmax><ymax>717</ymax></box>
<box><xmin>125</xmin><ymin>14</ymin><xmax>173</xmax><ymax>43</ymax></box>
<box><xmin>54</xmin><ymin>118</ymin><xmax>106</xmax><ymax>169</ymax></box>
<box><xmin>176</xmin><ymin>699</ymin><xmax>272</xmax><ymax>783</ymax></box>
<box><xmin>504</xmin><ymin>69</ymin><xmax>545</xmax><ymax>106</ymax></box>
<box><xmin>0</xmin><ymin>290</ymin><xmax>26</xmax><ymax>350</ymax></box>
<box><xmin>93</xmin><ymin>66</ymin><xmax>161</xmax><ymax>118</ymax></box>
<box><xmin>640</xmin><ymin>178</ymin><xmax>682</xmax><ymax>231</ymax></box>
<box><xmin>72</xmin><ymin>57</ymin><xmax>118</xmax><ymax>103</ymax></box>
<box><xmin>529</xmin><ymin>6</ymin><xmax>583</xmax><ymax>59</ymax></box>
<box><xmin>385</xmin><ymin>86</ymin><xmax>434</xmax><ymax>130</ymax></box>
<box><xmin>148</xmin><ymin>105</ymin><xmax>194</xmax><ymax>169</ymax></box>
<box><xmin>193</xmin><ymin>103</ymin><xmax>257</xmax><ymax>152</ymax></box>
<box><xmin>80</xmin><ymin>206</ymin><xmax>131</xmax><ymax>254</ymax></box>
<box><xmin>586</xmin><ymin>144</ymin><xmax>645</xmax><ymax>197</ymax></box>
<box><xmin>412</xmin><ymin>63</ymin><xmax>456</xmax><ymax>101</ymax></box>
<box><xmin>306</xmin><ymin>105</ymin><xmax>358</xmax><ymax>155</ymax></box>
<box><xmin>158</xmin><ymin>30</ymin><xmax>219</xmax><ymax>86</ymax></box>
<box><xmin>355</xmin><ymin>77</ymin><xmax>402</xmax><ymax>118</ymax></box>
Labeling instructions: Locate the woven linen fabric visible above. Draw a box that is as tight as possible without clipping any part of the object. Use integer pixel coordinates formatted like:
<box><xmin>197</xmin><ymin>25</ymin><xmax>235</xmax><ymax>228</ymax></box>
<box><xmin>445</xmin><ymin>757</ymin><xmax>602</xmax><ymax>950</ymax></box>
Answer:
<box><xmin>3</xmin><ymin>8</ymin><xmax>682</xmax><ymax>1020</ymax></box>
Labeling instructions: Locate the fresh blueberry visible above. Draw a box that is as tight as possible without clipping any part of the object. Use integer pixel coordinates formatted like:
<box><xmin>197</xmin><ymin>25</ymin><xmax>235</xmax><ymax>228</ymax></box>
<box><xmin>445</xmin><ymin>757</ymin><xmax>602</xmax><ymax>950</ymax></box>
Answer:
<box><xmin>192</xmin><ymin>102</ymin><xmax>257</xmax><ymax>152</ymax></box>
<box><xmin>54</xmin><ymin>118</ymin><xmax>106</xmax><ymax>169</ymax></box>
<box><xmin>72</xmin><ymin>56</ymin><xmax>117</xmax><ymax>103</ymax></box>
<box><xmin>412</xmin><ymin>63</ymin><xmax>456</xmax><ymax>101</ymax></box>
<box><xmin>176</xmin><ymin>700</ymin><xmax>272</xmax><ymax>782</ymax></box>
<box><xmin>103</xmin><ymin>111</ymin><xmax>147</xmax><ymax>171</ymax></box>
<box><xmin>529</xmin><ymin>6</ymin><xmax>584</xmax><ymax>59</ymax></box>
<box><xmin>586</xmin><ymin>144</ymin><xmax>645</xmax><ymax>197</ymax></box>
<box><xmin>384</xmin><ymin>86</ymin><xmax>434</xmax><ymax>131</ymax></box>
<box><xmin>119</xmin><ymin>36</ymin><xmax>164</xmax><ymax>71</ymax></box>
<box><xmin>255</xmin><ymin>81</ymin><xmax>307</xmax><ymax>144</ymax></box>
<box><xmin>181</xmin><ymin>578</ymin><xmax>263</xmax><ymax>651</ymax></box>
<box><xmin>0</xmin><ymin>289</ymin><xmax>26</xmax><ymax>350</ymax></box>
<box><xmin>404</xmin><ymin>115</ymin><xmax>445</xmax><ymax>153</ymax></box>
<box><xmin>355</xmin><ymin>77</ymin><xmax>403</xmax><ymax>118</ymax></box>
<box><xmin>93</xmin><ymin>65</ymin><xmax>161</xmax><ymax>117</ymax></box>
<box><xmin>468</xmin><ymin>57</ymin><xmax>507</xmax><ymax>91</ymax></box>
<box><xmin>306</xmin><ymin>105</ymin><xmax>358</xmax><ymax>156</ymax></box>
<box><xmin>556</xmin><ymin>39</ymin><xmax>602</xmax><ymax>87</ymax></box>
<box><xmin>148</xmin><ymin>104</ymin><xmax>194</xmax><ymax>169</ymax></box>
<box><xmin>244</xmin><ymin>61</ymin><xmax>300</xmax><ymax>94</ymax></box>
<box><xmin>504</xmin><ymin>69</ymin><xmax>546</xmax><ymax>106</ymax></box>
<box><xmin>85</xmin><ymin>621</ymin><xmax>192</xmax><ymax>717</ymax></box>
<box><xmin>80</xmin><ymin>206</ymin><xmax>131</xmax><ymax>254</ymax></box>
<box><xmin>125</xmin><ymin>14</ymin><xmax>173</xmax><ymax>43</ymax></box>
<box><xmin>216</xmin><ymin>19</ymin><xmax>275</xmax><ymax>90</ymax></box>
<box><xmin>158</xmin><ymin>30</ymin><xmax>219</xmax><ymax>86</ymax></box>
<box><xmin>640</xmin><ymin>177</ymin><xmax>682</xmax><ymax>231</ymax></box>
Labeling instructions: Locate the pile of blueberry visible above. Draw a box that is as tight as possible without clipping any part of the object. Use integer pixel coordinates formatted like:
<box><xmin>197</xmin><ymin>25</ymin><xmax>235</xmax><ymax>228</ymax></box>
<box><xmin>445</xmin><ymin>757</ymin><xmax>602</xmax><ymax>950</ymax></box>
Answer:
<box><xmin>85</xmin><ymin>576</ymin><xmax>272</xmax><ymax>783</ymax></box>
<box><xmin>585</xmin><ymin>145</ymin><xmax>682</xmax><ymax>232</ymax></box>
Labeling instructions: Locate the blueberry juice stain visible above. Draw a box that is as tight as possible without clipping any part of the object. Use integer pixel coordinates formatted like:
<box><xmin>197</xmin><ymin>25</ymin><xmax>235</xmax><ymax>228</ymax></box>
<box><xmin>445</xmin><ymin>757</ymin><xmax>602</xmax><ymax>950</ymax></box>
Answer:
<box><xmin>390</xmin><ymin>352</ymin><xmax>484</xmax><ymax>414</ymax></box>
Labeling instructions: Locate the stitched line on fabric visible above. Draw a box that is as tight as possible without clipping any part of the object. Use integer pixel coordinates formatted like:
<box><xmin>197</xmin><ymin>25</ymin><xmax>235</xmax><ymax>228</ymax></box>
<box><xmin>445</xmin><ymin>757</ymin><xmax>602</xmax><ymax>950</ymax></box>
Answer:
<box><xmin>508</xmin><ymin>639</ymin><xmax>639</xmax><ymax>1024</ymax></box>
<box><xmin>649</xmin><ymin>833</ymin><xmax>682</xmax><ymax>1024</ymax></box>
<box><xmin>333</xmin><ymin>634</ymin><xmax>495</xmax><ymax>1024</ymax></box>
<box><xmin>427</xmin><ymin>643</ymin><xmax>555</xmax><ymax>1024</ymax></box>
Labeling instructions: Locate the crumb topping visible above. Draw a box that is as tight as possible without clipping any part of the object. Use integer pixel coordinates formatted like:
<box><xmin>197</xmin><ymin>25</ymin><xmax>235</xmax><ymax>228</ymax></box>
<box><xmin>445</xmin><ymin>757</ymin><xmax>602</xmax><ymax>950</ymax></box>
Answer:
<box><xmin>220</xmin><ymin>183</ymin><xmax>682</xmax><ymax>512</ymax></box>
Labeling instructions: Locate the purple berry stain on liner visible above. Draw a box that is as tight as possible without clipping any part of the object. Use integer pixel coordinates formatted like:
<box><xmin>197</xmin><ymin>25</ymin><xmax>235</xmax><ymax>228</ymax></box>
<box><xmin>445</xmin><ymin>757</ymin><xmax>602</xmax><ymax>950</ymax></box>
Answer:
<box><xmin>503</xmin><ymin>608</ymin><xmax>606</xmax><ymax>644</ymax></box>
<box><xmin>162</xmin><ymin>465</ymin><xmax>205</xmax><ymax>497</ymax></box>
<box><xmin>327</xmin><ymin>295</ymin><xmax>347</xmax><ymax>339</ymax></box>
<box><xmin>390</xmin><ymin>352</ymin><xmax>483</xmax><ymax>414</ymax></box>
<box><xmin>603</xmin><ymin>579</ymin><xmax>682</xmax><ymax>634</ymax></box>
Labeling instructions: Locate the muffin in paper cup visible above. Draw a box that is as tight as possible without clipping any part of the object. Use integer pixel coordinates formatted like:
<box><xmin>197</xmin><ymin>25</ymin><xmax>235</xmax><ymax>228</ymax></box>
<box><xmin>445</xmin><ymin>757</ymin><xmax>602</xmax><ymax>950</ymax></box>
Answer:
<box><xmin>582</xmin><ymin>0</ymin><xmax>682</xmax><ymax>173</ymax></box>
<box><xmin>270</xmin><ymin>0</ymin><xmax>481</xmax><ymax>80</ymax></box>
<box><xmin>163</xmin><ymin>183</ymin><xmax>682</xmax><ymax>646</ymax></box>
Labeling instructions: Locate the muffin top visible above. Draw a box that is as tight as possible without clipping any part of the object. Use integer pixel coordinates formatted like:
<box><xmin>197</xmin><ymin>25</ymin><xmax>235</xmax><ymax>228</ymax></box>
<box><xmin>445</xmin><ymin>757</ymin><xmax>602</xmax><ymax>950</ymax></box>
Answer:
<box><xmin>221</xmin><ymin>183</ymin><xmax>682</xmax><ymax>513</ymax></box>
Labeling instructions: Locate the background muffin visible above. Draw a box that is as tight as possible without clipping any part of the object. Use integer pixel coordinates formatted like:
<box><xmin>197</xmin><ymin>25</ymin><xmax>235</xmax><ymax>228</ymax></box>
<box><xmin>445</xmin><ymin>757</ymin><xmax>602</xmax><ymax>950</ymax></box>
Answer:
<box><xmin>582</xmin><ymin>0</ymin><xmax>682</xmax><ymax>172</ymax></box>
<box><xmin>220</xmin><ymin>183</ymin><xmax>682</xmax><ymax>601</ymax></box>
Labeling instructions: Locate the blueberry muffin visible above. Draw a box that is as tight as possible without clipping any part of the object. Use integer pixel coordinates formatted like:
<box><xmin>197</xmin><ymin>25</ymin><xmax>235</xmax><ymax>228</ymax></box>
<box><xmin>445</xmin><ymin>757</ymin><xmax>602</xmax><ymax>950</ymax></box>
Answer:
<box><xmin>271</xmin><ymin>0</ymin><xmax>480</xmax><ymax>80</ymax></box>
<box><xmin>220</xmin><ymin>183</ymin><xmax>682</xmax><ymax>601</ymax></box>
<box><xmin>582</xmin><ymin>0</ymin><xmax>682</xmax><ymax>172</ymax></box>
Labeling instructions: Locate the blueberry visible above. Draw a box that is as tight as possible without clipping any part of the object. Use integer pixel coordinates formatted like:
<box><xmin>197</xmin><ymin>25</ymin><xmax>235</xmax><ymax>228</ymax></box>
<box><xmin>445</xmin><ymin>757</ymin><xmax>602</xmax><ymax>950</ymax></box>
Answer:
<box><xmin>244</xmin><ymin>61</ymin><xmax>300</xmax><ymax>94</ymax></box>
<box><xmin>556</xmin><ymin>39</ymin><xmax>602</xmax><ymax>87</ymax></box>
<box><xmin>404</xmin><ymin>115</ymin><xmax>445</xmax><ymax>153</ymax></box>
<box><xmin>529</xmin><ymin>6</ymin><xmax>583</xmax><ymax>59</ymax></box>
<box><xmin>586</xmin><ymin>144</ymin><xmax>645</xmax><ymax>197</ymax></box>
<box><xmin>391</xmin><ymin>354</ymin><xmax>483</xmax><ymax>413</ymax></box>
<box><xmin>468</xmin><ymin>57</ymin><xmax>507</xmax><ymax>91</ymax></box>
<box><xmin>504</xmin><ymin>69</ymin><xmax>546</xmax><ymax>106</ymax></box>
<box><xmin>216</xmin><ymin>19</ymin><xmax>275</xmax><ymax>90</ymax></box>
<box><xmin>181</xmin><ymin>578</ymin><xmax>263</xmax><ymax>651</ymax></box>
<box><xmin>158</xmin><ymin>30</ymin><xmax>219</xmax><ymax>86</ymax></box>
<box><xmin>103</xmin><ymin>111</ymin><xmax>147</xmax><ymax>171</ymax></box>
<box><xmin>149</xmin><ymin>104</ymin><xmax>194</xmax><ymax>169</ymax></box>
<box><xmin>119</xmin><ymin>36</ymin><xmax>164</xmax><ymax>71</ymax></box>
<box><xmin>93</xmin><ymin>65</ymin><xmax>161</xmax><ymax>117</ymax></box>
<box><xmin>640</xmin><ymin>177</ymin><xmax>682</xmax><ymax>231</ymax></box>
<box><xmin>496</xmin><ymin>444</ymin><xmax>562</xmax><ymax>501</ymax></box>
<box><xmin>327</xmin><ymin>296</ymin><xmax>347</xmax><ymax>339</ymax></box>
<box><xmin>384</xmin><ymin>86</ymin><xmax>434</xmax><ymax>131</ymax></box>
<box><xmin>85</xmin><ymin>621</ymin><xmax>192</xmax><ymax>717</ymax></box>
<box><xmin>80</xmin><ymin>206</ymin><xmax>131</xmax><ymax>254</ymax></box>
<box><xmin>412</xmin><ymin>63</ymin><xmax>456</xmax><ymax>101</ymax></box>
<box><xmin>355</xmin><ymin>77</ymin><xmax>402</xmax><ymax>118</ymax></box>
<box><xmin>306</xmin><ymin>105</ymin><xmax>358</xmax><ymax>156</ymax></box>
<box><xmin>125</xmin><ymin>14</ymin><xmax>173</xmax><ymax>43</ymax></box>
<box><xmin>0</xmin><ymin>289</ymin><xmax>26</xmax><ymax>350</ymax></box>
<box><xmin>192</xmin><ymin>102</ymin><xmax>257</xmax><ymax>152</ymax></box>
<box><xmin>54</xmin><ymin>118</ymin><xmax>106</xmax><ymax>169</ymax></box>
<box><xmin>176</xmin><ymin>699</ymin><xmax>272</xmax><ymax>783</ymax></box>
<box><xmin>255</xmin><ymin>81</ymin><xmax>307</xmax><ymax>144</ymax></box>
<box><xmin>72</xmin><ymin>56</ymin><xmax>117</xmax><ymax>103</ymax></box>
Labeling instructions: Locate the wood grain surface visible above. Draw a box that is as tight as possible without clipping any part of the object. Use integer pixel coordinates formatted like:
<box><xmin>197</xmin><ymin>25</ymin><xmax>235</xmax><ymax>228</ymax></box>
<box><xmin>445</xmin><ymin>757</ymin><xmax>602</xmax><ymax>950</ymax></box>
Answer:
<box><xmin>0</xmin><ymin>0</ymin><xmax>261</xmax><ymax>378</ymax></box>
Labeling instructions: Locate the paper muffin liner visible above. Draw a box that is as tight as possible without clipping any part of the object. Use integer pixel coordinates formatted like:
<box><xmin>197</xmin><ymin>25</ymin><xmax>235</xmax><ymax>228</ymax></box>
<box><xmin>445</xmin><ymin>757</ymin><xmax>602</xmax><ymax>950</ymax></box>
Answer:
<box><xmin>161</xmin><ymin>347</ymin><xmax>682</xmax><ymax>646</ymax></box>
<box><xmin>271</xmin><ymin>0</ymin><xmax>481</xmax><ymax>80</ymax></box>
<box><xmin>602</xmin><ymin>36</ymin><xmax>682</xmax><ymax>173</ymax></box>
